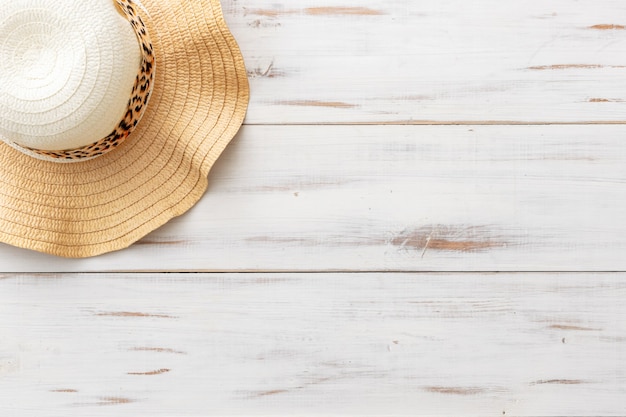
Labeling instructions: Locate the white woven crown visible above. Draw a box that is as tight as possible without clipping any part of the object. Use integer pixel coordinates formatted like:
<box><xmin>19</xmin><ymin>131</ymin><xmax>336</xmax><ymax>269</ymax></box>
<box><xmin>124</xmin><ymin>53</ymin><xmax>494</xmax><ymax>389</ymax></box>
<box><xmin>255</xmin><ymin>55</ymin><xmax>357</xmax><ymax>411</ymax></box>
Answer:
<box><xmin>0</xmin><ymin>0</ymin><xmax>141</xmax><ymax>157</ymax></box>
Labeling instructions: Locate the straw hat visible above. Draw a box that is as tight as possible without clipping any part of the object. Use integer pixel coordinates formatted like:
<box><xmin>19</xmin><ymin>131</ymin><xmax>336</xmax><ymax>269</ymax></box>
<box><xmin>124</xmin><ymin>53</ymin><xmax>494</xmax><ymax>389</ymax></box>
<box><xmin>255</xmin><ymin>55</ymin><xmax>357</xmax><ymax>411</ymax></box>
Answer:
<box><xmin>0</xmin><ymin>0</ymin><xmax>249</xmax><ymax>257</ymax></box>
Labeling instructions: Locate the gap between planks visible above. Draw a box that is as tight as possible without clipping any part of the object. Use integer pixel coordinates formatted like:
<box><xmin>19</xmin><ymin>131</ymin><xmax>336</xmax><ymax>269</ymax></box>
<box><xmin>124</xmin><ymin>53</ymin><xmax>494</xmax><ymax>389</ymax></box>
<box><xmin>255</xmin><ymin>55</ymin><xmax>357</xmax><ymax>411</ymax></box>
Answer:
<box><xmin>4</xmin><ymin>270</ymin><xmax>626</xmax><ymax>275</ymax></box>
<box><xmin>243</xmin><ymin>120</ymin><xmax>626</xmax><ymax>126</ymax></box>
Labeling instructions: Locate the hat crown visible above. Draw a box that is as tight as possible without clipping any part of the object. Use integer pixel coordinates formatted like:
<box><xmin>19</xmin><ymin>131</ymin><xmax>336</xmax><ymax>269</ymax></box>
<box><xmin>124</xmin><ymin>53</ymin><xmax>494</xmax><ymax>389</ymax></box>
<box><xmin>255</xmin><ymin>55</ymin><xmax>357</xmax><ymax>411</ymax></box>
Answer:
<box><xmin>0</xmin><ymin>0</ymin><xmax>142</xmax><ymax>158</ymax></box>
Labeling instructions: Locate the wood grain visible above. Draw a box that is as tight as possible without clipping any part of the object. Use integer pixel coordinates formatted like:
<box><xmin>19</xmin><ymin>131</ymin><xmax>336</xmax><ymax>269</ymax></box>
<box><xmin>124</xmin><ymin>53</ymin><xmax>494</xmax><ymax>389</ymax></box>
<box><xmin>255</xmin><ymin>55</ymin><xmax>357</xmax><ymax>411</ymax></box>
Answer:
<box><xmin>0</xmin><ymin>272</ymin><xmax>624</xmax><ymax>416</ymax></box>
<box><xmin>2</xmin><ymin>1</ymin><xmax>626</xmax><ymax>414</ymax></box>
<box><xmin>221</xmin><ymin>0</ymin><xmax>626</xmax><ymax>123</ymax></box>
<box><xmin>0</xmin><ymin>124</ymin><xmax>624</xmax><ymax>272</ymax></box>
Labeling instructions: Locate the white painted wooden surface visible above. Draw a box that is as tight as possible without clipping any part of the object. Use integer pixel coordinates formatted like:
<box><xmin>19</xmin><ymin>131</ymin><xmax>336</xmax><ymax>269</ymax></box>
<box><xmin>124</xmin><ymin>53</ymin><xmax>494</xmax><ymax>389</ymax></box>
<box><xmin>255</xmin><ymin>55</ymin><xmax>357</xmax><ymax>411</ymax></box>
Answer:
<box><xmin>224</xmin><ymin>0</ymin><xmax>626</xmax><ymax>124</ymax></box>
<box><xmin>1</xmin><ymin>125</ymin><xmax>625</xmax><ymax>272</ymax></box>
<box><xmin>1</xmin><ymin>0</ymin><xmax>626</xmax><ymax>415</ymax></box>
<box><xmin>1</xmin><ymin>273</ymin><xmax>625</xmax><ymax>416</ymax></box>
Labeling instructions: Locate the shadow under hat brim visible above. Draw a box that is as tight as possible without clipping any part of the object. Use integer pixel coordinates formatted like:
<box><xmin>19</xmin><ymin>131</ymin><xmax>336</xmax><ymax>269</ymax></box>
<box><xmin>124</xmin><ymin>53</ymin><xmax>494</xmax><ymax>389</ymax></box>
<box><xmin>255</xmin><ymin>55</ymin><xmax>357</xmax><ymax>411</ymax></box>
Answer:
<box><xmin>0</xmin><ymin>0</ymin><xmax>249</xmax><ymax>258</ymax></box>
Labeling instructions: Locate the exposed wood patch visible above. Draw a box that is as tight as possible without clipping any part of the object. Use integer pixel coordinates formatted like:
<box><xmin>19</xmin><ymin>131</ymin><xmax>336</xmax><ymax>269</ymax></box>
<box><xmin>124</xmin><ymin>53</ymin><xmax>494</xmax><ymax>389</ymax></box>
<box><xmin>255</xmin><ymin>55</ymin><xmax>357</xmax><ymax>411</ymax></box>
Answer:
<box><xmin>303</xmin><ymin>375</ymin><xmax>341</xmax><ymax>387</ymax></box>
<box><xmin>96</xmin><ymin>312</ymin><xmax>175</xmax><ymax>319</ymax></box>
<box><xmin>128</xmin><ymin>368</ymin><xmax>171</xmax><ymax>376</ymax></box>
<box><xmin>589</xmin><ymin>98</ymin><xmax>623</xmax><ymax>102</ymax></box>
<box><xmin>390</xmin><ymin>225</ymin><xmax>507</xmax><ymax>254</ymax></box>
<box><xmin>97</xmin><ymin>397</ymin><xmax>135</xmax><ymax>406</ymax></box>
<box><xmin>531</xmin><ymin>379</ymin><xmax>585</xmax><ymax>385</ymax></box>
<box><xmin>419</xmin><ymin>238</ymin><xmax>498</xmax><ymax>252</ymax></box>
<box><xmin>277</xmin><ymin>100</ymin><xmax>357</xmax><ymax>109</ymax></box>
<box><xmin>424</xmin><ymin>386</ymin><xmax>485</xmax><ymax>395</ymax></box>
<box><xmin>244</xmin><ymin>8</ymin><xmax>287</xmax><ymax>17</ymax></box>
<box><xmin>305</xmin><ymin>7</ymin><xmax>384</xmax><ymax>16</ymax></box>
<box><xmin>247</xmin><ymin>19</ymin><xmax>282</xmax><ymax>28</ymax></box>
<box><xmin>249</xmin><ymin>375</ymin><xmax>342</xmax><ymax>398</ymax></box>
<box><xmin>548</xmin><ymin>324</ymin><xmax>601</xmax><ymax>331</ymax></box>
<box><xmin>51</xmin><ymin>389</ymin><xmax>78</xmax><ymax>393</ymax></box>
<box><xmin>246</xmin><ymin>236</ymin><xmax>319</xmax><ymax>246</ymax></box>
<box><xmin>527</xmin><ymin>64</ymin><xmax>625</xmax><ymax>70</ymax></box>
<box><xmin>247</xmin><ymin>61</ymin><xmax>285</xmax><ymax>79</ymax></box>
<box><xmin>402</xmin><ymin>94</ymin><xmax>436</xmax><ymax>101</ymax></box>
<box><xmin>255</xmin><ymin>389</ymin><xmax>290</xmax><ymax>397</ymax></box>
<box><xmin>130</xmin><ymin>347</ymin><xmax>186</xmax><ymax>354</ymax></box>
<box><xmin>589</xmin><ymin>24</ymin><xmax>625</xmax><ymax>30</ymax></box>
<box><xmin>249</xmin><ymin>225</ymin><xmax>507</xmax><ymax>254</ymax></box>
<box><xmin>75</xmin><ymin>397</ymin><xmax>136</xmax><ymax>406</ymax></box>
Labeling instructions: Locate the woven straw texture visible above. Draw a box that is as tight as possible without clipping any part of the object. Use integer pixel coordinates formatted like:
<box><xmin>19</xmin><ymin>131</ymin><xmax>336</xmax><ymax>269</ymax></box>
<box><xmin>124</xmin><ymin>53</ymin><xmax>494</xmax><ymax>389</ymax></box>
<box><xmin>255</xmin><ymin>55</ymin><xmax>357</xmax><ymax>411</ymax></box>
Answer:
<box><xmin>0</xmin><ymin>0</ymin><xmax>249</xmax><ymax>258</ymax></box>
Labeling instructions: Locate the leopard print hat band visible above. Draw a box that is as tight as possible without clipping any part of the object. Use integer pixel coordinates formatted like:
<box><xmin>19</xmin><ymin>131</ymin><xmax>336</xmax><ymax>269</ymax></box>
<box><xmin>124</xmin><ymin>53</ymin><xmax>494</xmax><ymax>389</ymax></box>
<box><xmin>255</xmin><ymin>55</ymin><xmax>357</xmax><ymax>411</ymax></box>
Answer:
<box><xmin>0</xmin><ymin>0</ymin><xmax>155</xmax><ymax>162</ymax></box>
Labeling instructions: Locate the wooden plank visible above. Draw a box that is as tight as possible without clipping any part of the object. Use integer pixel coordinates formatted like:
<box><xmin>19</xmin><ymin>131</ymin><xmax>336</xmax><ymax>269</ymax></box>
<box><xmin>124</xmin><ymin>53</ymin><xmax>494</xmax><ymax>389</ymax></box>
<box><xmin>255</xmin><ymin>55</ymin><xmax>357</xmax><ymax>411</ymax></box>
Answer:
<box><xmin>0</xmin><ymin>272</ymin><xmax>624</xmax><ymax>416</ymax></box>
<box><xmin>220</xmin><ymin>0</ymin><xmax>626</xmax><ymax>123</ymax></box>
<box><xmin>0</xmin><ymin>124</ymin><xmax>624</xmax><ymax>272</ymax></box>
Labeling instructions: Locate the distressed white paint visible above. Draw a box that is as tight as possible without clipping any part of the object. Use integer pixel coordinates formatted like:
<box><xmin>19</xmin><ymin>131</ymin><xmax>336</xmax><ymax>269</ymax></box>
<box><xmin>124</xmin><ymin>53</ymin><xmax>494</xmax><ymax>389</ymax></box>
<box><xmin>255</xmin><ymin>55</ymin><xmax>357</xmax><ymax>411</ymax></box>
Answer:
<box><xmin>0</xmin><ymin>273</ymin><xmax>624</xmax><ymax>416</ymax></box>
<box><xmin>0</xmin><ymin>125</ymin><xmax>624</xmax><ymax>272</ymax></box>
<box><xmin>2</xmin><ymin>1</ymin><xmax>626</xmax><ymax>415</ymax></box>
<box><xmin>222</xmin><ymin>0</ymin><xmax>626</xmax><ymax>123</ymax></box>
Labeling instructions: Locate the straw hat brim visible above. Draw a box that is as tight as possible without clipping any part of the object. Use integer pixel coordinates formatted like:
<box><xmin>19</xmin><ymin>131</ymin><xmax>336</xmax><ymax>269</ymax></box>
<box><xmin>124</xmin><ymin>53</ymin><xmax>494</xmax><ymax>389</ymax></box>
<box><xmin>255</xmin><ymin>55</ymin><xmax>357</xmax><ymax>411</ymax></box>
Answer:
<box><xmin>0</xmin><ymin>0</ymin><xmax>249</xmax><ymax>258</ymax></box>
